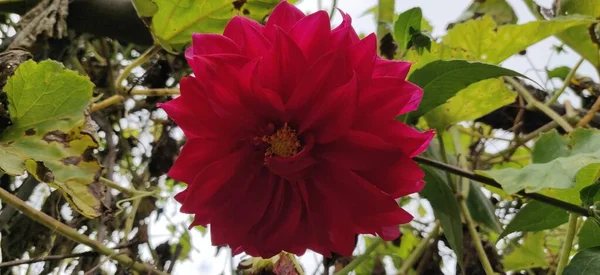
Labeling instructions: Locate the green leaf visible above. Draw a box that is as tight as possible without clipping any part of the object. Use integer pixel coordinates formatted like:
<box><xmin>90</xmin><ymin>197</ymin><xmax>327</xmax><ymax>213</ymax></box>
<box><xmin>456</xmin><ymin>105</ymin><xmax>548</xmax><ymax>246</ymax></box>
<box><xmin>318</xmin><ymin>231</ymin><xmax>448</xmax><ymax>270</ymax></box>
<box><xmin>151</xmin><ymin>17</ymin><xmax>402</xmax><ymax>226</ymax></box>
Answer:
<box><xmin>499</xmin><ymin>200</ymin><xmax>569</xmax><ymax>239</ymax></box>
<box><xmin>563</xmin><ymin>246</ymin><xmax>600</xmax><ymax>275</ymax></box>
<box><xmin>578</xmin><ymin>219</ymin><xmax>600</xmax><ymax>250</ymax></box>
<box><xmin>480</xmin><ymin>129</ymin><xmax>600</xmax><ymax>195</ymax></box>
<box><xmin>420</xmin><ymin>166</ymin><xmax>463</xmax><ymax>264</ymax></box>
<box><xmin>547</xmin><ymin>66</ymin><xmax>571</xmax><ymax>80</ymax></box>
<box><xmin>406</xmin><ymin>60</ymin><xmax>523</xmax><ymax>121</ymax></box>
<box><xmin>424</xmin><ymin>78</ymin><xmax>515</xmax><ymax>130</ymax></box>
<box><xmin>581</xmin><ymin>181</ymin><xmax>600</xmax><ymax>207</ymax></box>
<box><xmin>147</xmin><ymin>0</ymin><xmax>286</xmax><ymax>52</ymax></box>
<box><xmin>467</xmin><ymin>182</ymin><xmax>502</xmax><ymax>233</ymax></box>
<box><xmin>132</xmin><ymin>0</ymin><xmax>158</xmax><ymax>17</ymax></box>
<box><xmin>443</xmin><ymin>15</ymin><xmax>595</xmax><ymax>64</ymax></box>
<box><xmin>556</xmin><ymin>0</ymin><xmax>600</xmax><ymax>67</ymax></box>
<box><xmin>502</xmin><ymin>232</ymin><xmax>549</xmax><ymax>271</ymax></box>
<box><xmin>393</xmin><ymin>7</ymin><xmax>422</xmax><ymax>56</ymax></box>
<box><xmin>0</xmin><ymin>60</ymin><xmax>103</xmax><ymax>218</ymax></box>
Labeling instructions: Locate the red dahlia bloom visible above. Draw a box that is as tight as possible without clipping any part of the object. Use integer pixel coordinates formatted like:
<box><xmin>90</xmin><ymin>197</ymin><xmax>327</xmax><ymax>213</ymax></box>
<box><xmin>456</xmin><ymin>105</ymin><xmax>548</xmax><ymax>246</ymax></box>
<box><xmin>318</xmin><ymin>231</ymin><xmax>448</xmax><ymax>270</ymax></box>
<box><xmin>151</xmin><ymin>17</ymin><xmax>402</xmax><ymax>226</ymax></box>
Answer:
<box><xmin>160</xmin><ymin>1</ymin><xmax>434</xmax><ymax>258</ymax></box>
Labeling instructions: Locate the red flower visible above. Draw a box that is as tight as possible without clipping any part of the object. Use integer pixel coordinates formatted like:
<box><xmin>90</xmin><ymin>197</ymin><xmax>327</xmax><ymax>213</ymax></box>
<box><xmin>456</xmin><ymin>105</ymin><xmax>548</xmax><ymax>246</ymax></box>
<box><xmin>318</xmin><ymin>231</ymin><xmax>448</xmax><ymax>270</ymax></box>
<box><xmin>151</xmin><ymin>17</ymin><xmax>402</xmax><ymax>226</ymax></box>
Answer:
<box><xmin>160</xmin><ymin>1</ymin><xmax>434</xmax><ymax>258</ymax></box>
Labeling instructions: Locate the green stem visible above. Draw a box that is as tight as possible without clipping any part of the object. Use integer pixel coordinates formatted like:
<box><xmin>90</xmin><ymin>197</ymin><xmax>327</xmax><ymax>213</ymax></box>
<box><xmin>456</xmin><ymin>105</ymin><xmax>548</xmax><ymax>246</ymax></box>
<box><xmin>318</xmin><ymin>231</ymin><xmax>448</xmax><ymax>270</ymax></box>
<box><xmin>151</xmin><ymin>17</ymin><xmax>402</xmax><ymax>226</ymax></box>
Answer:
<box><xmin>459</xmin><ymin>199</ymin><xmax>495</xmax><ymax>275</ymax></box>
<box><xmin>329</xmin><ymin>0</ymin><xmax>338</xmax><ymax>20</ymax></box>
<box><xmin>0</xmin><ymin>187</ymin><xmax>167</xmax><ymax>275</ymax></box>
<box><xmin>504</xmin><ymin>77</ymin><xmax>574</xmax><ymax>132</ymax></box>
<box><xmin>450</xmin><ymin>126</ymin><xmax>470</xmax><ymax>199</ymax></box>
<box><xmin>546</xmin><ymin>58</ymin><xmax>584</xmax><ymax>107</ymax></box>
<box><xmin>556</xmin><ymin>214</ymin><xmax>578</xmax><ymax>275</ymax></box>
<box><xmin>334</xmin><ymin>238</ymin><xmax>383</xmax><ymax>275</ymax></box>
<box><xmin>398</xmin><ymin>222</ymin><xmax>440</xmax><ymax>275</ymax></box>
<box><xmin>115</xmin><ymin>44</ymin><xmax>161</xmax><ymax>90</ymax></box>
<box><xmin>376</xmin><ymin>0</ymin><xmax>394</xmax><ymax>47</ymax></box>
<box><xmin>436</xmin><ymin>133</ymin><xmax>457</xmax><ymax>193</ymax></box>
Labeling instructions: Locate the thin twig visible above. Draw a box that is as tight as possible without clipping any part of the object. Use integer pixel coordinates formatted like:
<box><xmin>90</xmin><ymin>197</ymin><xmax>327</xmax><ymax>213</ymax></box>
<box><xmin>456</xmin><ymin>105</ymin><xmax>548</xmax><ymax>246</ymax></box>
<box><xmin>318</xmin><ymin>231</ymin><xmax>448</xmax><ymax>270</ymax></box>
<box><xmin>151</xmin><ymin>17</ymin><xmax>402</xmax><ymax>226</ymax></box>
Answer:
<box><xmin>334</xmin><ymin>238</ymin><xmax>382</xmax><ymax>275</ymax></box>
<box><xmin>329</xmin><ymin>0</ymin><xmax>338</xmax><ymax>20</ymax></box>
<box><xmin>546</xmin><ymin>58</ymin><xmax>584</xmax><ymax>107</ymax></box>
<box><xmin>397</xmin><ymin>222</ymin><xmax>440</xmax><ymax>275</ymax></box>
<box><xmin>0</xmin><ymin>187</ymin><xmax>167</xmax><ymax>275</ymax></box>
<box><xmin>460</xmin><ymin>199</ymin><xmax>495</xmax><ymax>275</ymax></box>
<box><xmin>413</xmin><ymin>156</ymin><xmax>595</xmax><ymax>217</ymax></box>
<box><xmin>576</xmin><ymin>96</ymin><xmax>600</xmax><ymax>127</ymax></box>
<box><xmin>504</xmin><ymin>77</ymin><xmax>574</xmax><ymax>132</ymax></box>
<box><xmin>115</xmin><ymin>45</ymin><xmax>161</xmax><ymax>89</ymax></box>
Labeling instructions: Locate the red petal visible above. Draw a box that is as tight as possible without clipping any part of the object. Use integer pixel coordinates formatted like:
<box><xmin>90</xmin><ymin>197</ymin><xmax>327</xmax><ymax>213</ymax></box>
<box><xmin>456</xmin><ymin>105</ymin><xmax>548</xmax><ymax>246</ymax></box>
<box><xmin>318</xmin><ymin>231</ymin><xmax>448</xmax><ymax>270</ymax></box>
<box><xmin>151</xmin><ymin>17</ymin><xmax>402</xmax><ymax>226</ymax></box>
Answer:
<box><xmin>264</xmin><ymin>1</ymin><xmax>305</xmax><ymax>40</ymax></box>
<box><xmin>186</xmin><ymin>33</ymin><xmax>240</xmax><ymax>58</ymax></box>
<box><xmin>259</xmin><ymin>27</ymin><xmax>307</xmax><ymax>101</ymax></box>
<box><xmin>178</xmin><ymin>150</ymin><xmax>245</xmax><ymax>214</ymax></box>
<box><xmin>289</xmin><ymin>11</ymin><xmax>330</xmax><ymax>62</ymax></box>
<box><xmin>373</xmin><ymin>58</ymin><xmax>411</xmax><ymax>79</ymax></box>
<box><xmin>223</xmin><ymin>16</ymin><xmax>270</xmax><ymax>58</ymax></box>
<box><xmin>346</xmin><ymin>33</ymin><xmax>377</xmax><ymax>88</ymax></box>
<box><xmin>329</xmin><ymin>11</ymin><xmax>359</xmax><ymax>50</ymax></box>
<box><xmin>357</xmin><ymin>77</ymin><xmax>423</xmax><ymax>120</ymax></box>
<box><xmin>317</xmin><ymin>130</ymin><xmax>399</xmax><ymax>171</ymax></box>
<box><xmin>159</xmin><ymin>77</ymin><xmax>237</xmax><ymax>138</ymax></box>
<box><xmin>238</xmin><ymin>59</ymin><xmax>285</xmax><ymax>120</ymax></box>
<box><xmin>167</xmin><ymin>138</ymin><xmax>237</xmax><ymax>184</ymax></box>
<box><xmin>358</xmin><ymin>157</ymin><xmax>426</xmax><ymax>197</ymax></box>
<box><xmin>302</xmin><ymin>73</ymin><xmax>359</xmax><ymax>144</ymax></box>
<box><xmin>361</xmin><ymin>120</ymin><xmax>435</xmax><ymax>157</ymax></box>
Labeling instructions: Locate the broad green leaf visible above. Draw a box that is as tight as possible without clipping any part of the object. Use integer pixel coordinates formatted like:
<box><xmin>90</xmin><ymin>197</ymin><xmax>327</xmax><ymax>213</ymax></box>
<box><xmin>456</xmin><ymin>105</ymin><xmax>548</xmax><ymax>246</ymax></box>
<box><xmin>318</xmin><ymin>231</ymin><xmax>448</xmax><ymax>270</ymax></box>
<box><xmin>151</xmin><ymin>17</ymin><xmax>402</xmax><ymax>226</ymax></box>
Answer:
<box><xmin>407</xmin><ymin>60</ymin><xmax>523</xmax><ymax>121</ymax></box>
<box><xmin>443</xmin><ymin>15</ymin><xmax>595</xmax><ymax>64</ymax></box>
<box><xmin>403</xmin><ymin>42</ymin><xmax>477</xmax><ymax>76</ymax></box>
<box><xmin>146</xmin><ymin>0</ymin><xmax>286</xmax><ymax>52</ymax></box>
<box><xmin>563</xmin><ymin>246</ymin><xmax>600</xmax><ymax>275</ymax></box>
<box><xmin>556</xmin><ymin>0</ymin><xmax>600</xmax><ymax>67</ymax></box>
<box><xmin>578</xmin><ymin>219</ymin><xmax>600</xmax><ymax>250</ymax></box>
<box><xmin>394</xmin><ymin>7</ymin><xmax>422</xmax><ymax>57</ymax></box>
<box><xmin>499</xmin><ymin>200</ymin><xmax>569</xmax><ymax>239</ymax></box>
<box><xmin>480</xmin><ymin>129</ymin><xmax>600</xmax><ymax>195</ymax></box>
<box><xmin>0</xmin><ymin>60</ymin><xmax>103</xmax><ymax>218</ymax></box>
<box><xmin>132</xmin><ymin>0</ymin><xmax>158</xmax><ymax>17</ymax></box>
<box><xmin>420</xmin><ymin>165</ymin><xmax>463</xmax><ymax>264</ymax></box>
<box><xmin>425</xmin><ymin>78</ymin><xmax>515</xmax><ymax>130</ymax></box>
<box><xmin>467</xmin><ymin>182</ymin><xmax>502</xmax><ymax>233</ymax></box>
<box><xmin>502</xmin><ymin>232</ymin><xmax>548</xmax><ymax>271</ymax></box>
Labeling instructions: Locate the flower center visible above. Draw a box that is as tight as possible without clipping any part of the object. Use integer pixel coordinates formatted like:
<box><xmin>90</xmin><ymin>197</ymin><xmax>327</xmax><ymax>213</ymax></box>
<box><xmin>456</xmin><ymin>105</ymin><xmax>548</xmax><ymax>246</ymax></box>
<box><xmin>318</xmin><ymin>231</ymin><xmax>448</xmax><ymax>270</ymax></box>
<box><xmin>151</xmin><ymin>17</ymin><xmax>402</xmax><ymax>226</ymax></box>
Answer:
<box><xmin>261</xmin><ymin>123</ymin><xmax>301</xmax><ymax>158</ymax></box>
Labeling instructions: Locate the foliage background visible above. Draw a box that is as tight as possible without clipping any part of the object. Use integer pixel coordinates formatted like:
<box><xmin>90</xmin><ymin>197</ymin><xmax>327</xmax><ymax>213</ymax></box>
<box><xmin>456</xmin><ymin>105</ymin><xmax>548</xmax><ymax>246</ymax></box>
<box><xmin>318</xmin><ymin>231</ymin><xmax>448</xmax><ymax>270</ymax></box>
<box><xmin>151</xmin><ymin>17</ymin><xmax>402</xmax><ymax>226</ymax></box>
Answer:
<box><xmin>0</xmin><ymin>0</ymin><xmax>599</xmax><ymax>275</ymax></box>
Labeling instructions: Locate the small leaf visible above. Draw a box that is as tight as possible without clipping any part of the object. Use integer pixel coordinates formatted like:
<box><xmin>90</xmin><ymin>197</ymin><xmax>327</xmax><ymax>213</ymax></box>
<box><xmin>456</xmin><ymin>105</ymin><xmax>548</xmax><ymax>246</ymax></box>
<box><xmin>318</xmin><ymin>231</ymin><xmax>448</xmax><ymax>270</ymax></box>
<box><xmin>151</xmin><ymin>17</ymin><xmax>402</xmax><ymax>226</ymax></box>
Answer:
<box><xmin>467</xmin><ymin>182</ymin><xmax>502</xmax><ymax>233</ymax></box>
<box><xmin>132</xmin><ymin>0</ymin><xmax>158</xmax><ymax>17</ymax></box>
<box><xmin>581</xmin><ymin>181</ymin><xmax>600</xmax><ymax>207</ymax></box>
<box><xmin>444</xmin><ymin>15</ymin><xmax>594</xmax><ymax>64</ymax></box>
<box><xmin>578</xmin><ymin>219</ymin><xmax>600</xmax><ymax>250</ymax></box>
<box><xmin>502</xmin><ymin>232</ymin><xmax>549</xmax><ymax>271</ymax></box>
<box><xmin>0</xmin><ymin>60</ymin><xmax>103</xmax><ymax>218</ymax></box>
<box><xmin>407</xmin><ymin>60</ymin><xmax>523</xmax><ymax>121</ymax></box>
<box><xmin>563</xmin><ymin>246</ymin><xmax>600</xmax><ymax>275</ymax></box>
<box><xmin>425</xmin><ymin>78</ymin><xmax>515</xmax><ymax>130</ymax></box>
<box><xmin>420</xmin><ymin>165</ymin><xmax>463</xmax><ymax>264</ymax></box>
<box><xmin>480</xmin><ymin>129</ymin><xmax>600</xmax><ymax>195</ymax></box>
<box><xmin>393</xmin><ymin>7</ymin><xmax>422</xmax><ymax>55</ymax></box>
<box><xmin>499</xmin><ymin>200</ymin><xmax>569</xmax><ymax>239</ymax></box>
<box><xmin>547</xmin><ymin>66</ymin><xmax>571</xmax><ymax>80</ymax></box>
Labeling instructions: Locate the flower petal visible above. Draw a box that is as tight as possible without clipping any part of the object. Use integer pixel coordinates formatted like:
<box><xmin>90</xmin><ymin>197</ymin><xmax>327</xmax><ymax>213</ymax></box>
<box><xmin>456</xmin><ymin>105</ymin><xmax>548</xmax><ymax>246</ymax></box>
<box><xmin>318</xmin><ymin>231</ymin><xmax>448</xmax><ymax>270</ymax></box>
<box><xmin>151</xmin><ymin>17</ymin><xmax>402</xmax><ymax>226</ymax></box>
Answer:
<box><xmin>346</xmin><ymin>33</ymin><xmax>377</xmax><ymax>87</ymax></box>
<box><xmin>239</xmin><ymin>59</ymin><xmax>285</xmax><ymax>120</ymax></box>
<box><xmin>329</xmin><ymin>10</ymin><xmax>359</xmax><ymax>50</ymax></box>
<box><xmin>357</xmin><ymin>77</ymin><xmax>424</xmax><ymax>120</ymax></box>
<box><xmin>289</xmin><ymin>11</ymin><xmax>330</xmax><ymax>62</ymax></box>
<box><xmin>358</xmin><ymin>157</ymin><xmax>426</xmax><ymax>197</ymax></box>
<box><xmin>360</xmin><ymin>119</ymin><xmax>435</xmax><ymax>157</ymax></box>
<box><xmin>167</xmin><ymin>138</ymin><xmax>237</xmax><ymax>184</ymax></box>
<box><xmin>264</xmin><ymin>1</ymin><xmax>305</xmax><ymax>40</ymax></box>
<box><xmin>373</xmin><ymin>58</ymin><xmax>411</xmax><ymax>78</ymax></box>
<box><xmin>224</xmin><ymin>16</ymin><xmax>270</xmax><ymax>58</ymax></box>
<box><xmin>259</xmin><ymin>27</ymin><xmax>307</xmax><ymax>101</ymax></box>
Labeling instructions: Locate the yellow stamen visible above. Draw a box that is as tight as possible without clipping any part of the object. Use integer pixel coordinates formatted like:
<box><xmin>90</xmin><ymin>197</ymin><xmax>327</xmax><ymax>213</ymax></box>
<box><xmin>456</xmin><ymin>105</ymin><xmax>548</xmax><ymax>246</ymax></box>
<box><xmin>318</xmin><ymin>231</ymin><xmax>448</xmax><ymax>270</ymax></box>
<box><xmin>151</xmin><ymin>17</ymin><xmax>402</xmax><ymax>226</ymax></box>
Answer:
<box><xmin>262</xmin><ymin>123</ymin><xmax>301</xmax><ymax>157</ymax></box>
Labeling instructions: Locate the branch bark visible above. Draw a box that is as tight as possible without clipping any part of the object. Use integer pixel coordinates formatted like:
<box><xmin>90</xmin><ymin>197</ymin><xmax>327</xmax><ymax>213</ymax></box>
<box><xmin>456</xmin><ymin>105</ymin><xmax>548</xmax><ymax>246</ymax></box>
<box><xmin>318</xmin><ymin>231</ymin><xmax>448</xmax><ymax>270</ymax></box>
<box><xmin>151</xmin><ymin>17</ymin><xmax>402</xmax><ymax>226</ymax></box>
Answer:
<box><xmin>0</xmin><ymin>0</ymin><xmax>153</xmax><ymax>45</ymax></box>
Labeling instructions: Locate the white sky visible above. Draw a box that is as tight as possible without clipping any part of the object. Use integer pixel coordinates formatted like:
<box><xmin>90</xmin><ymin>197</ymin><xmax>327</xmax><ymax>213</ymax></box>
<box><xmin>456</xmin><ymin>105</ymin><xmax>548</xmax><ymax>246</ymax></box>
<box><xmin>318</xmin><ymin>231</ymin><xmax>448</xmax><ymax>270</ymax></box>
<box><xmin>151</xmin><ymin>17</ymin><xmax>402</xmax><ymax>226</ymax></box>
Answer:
<box><xmin>153</xmin><ymin>0</ymin><xmax>598</xmax><ymax>274</ymax></box>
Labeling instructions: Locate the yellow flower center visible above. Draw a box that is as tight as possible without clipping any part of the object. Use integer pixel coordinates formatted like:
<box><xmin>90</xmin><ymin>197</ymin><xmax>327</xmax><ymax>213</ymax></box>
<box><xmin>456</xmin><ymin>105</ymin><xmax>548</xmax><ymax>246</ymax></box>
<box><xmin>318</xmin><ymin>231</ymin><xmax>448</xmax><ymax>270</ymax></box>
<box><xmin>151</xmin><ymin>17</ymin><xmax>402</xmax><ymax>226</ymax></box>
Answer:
<box><xmin>262</xmin><ymin>123</ymin><xmax>301</xmax><ymax>158</ymax></box>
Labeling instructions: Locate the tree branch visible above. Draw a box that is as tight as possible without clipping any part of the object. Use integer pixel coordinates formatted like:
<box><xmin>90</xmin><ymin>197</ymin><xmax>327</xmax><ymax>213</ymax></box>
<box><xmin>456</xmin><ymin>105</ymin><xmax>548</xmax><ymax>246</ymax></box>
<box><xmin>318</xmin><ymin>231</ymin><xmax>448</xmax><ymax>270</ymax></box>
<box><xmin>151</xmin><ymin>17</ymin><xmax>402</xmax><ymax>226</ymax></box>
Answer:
<box><xmin>0</xmin><ymin>187</ymin><xmax>167</xmax><ymax>275</ymax></box>
<box><xmin>413</xmin><ymin>156</ymin><xmax>595</xmax><ymax>217</ymax></box>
